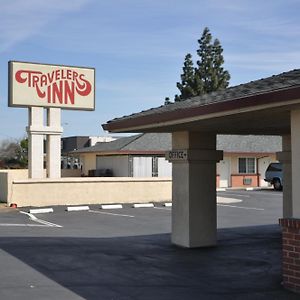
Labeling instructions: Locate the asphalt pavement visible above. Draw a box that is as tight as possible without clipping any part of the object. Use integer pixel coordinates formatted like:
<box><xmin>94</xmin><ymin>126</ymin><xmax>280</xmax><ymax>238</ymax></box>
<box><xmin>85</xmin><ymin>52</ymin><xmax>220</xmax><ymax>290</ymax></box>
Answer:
<box><xmin>0</xmin><ymin>190</ymin><xmax>298</xmax><ymax>299</ymax></box>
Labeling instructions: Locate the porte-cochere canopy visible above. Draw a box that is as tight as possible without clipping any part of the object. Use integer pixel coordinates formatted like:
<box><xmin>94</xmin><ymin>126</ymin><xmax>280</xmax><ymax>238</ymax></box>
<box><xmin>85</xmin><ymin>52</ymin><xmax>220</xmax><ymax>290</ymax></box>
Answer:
<box><xmin>102</xmin><ymin>69</ymin><xmax>300</xmax><ymax>293</ymax></box>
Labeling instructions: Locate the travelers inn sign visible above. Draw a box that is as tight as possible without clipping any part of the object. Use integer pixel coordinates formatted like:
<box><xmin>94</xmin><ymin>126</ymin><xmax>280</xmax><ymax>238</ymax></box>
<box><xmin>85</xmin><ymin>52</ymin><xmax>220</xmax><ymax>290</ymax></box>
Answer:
<box><xmin>8</xmin><ymin>61</ymin><xmax>95</xmax><ymax>110</ymax></box>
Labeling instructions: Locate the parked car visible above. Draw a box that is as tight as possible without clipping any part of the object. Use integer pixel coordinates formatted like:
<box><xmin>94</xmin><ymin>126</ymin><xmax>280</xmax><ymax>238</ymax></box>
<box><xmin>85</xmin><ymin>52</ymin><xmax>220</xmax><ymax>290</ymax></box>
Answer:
<box><xmin>264</xmin><ymin>162</ymin><xmax>283</xmax><ymax>191</ymax></box>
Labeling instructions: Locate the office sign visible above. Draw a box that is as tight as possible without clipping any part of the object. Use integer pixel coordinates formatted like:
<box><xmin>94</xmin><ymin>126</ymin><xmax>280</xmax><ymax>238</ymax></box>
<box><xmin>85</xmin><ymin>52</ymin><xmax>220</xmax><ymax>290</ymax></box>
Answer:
<box><xmin>8</xmin><ymin>61</ymin><xmax>95</xmax><ymax>110</ymax></box>
<box><xmin>165</xmin><ymin>150</ymin><xmax>188</xmax><ymax>161</ymax></box>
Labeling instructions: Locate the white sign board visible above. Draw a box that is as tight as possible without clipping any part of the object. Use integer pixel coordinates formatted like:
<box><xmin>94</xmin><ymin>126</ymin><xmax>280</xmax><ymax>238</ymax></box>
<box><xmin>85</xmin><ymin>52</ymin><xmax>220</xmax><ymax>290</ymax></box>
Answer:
<box><xmin>8</xmin><ymin>61</ymin><xmax>95</xmax><ymax>110</ymax></box>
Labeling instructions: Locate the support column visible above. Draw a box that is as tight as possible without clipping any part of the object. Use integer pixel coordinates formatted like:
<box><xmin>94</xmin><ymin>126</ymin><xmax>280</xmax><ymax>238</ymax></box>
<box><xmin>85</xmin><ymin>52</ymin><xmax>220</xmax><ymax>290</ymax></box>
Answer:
<box><xmin>276</xmin><ymin>135</ymin><xmax>292</xmax><ymax>218</ymax></box>
<box><xmin>166</xmin><ymin>131</ymin><xmax>223</xmax><ymax>248</ymax></box>
<box><xmin>46</xmin><ymin>108</ymin><xmax>62</xmax><ymax>178</ymax></box>
<box><xmin>291</xmin><ymin>110</ymin><xmax>300</xmax><ymax>218</ymax></box>
<box><xmin>27</xmin><ymin>107</ymin><xmax>44</xmax><ymax>179</ymax></box>
<box><xmin>279</xmin><ymin>109</ymin><xmax>300</xmax><ymax>294</ymax></box>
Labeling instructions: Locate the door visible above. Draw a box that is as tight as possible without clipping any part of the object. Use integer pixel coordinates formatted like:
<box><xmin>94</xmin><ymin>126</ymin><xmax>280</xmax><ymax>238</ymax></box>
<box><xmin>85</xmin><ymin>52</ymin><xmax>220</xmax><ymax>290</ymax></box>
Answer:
<box><xmin>219</xmin><ymin>158</ymin><xmax>231</xmax><ymax>188</ymax></box>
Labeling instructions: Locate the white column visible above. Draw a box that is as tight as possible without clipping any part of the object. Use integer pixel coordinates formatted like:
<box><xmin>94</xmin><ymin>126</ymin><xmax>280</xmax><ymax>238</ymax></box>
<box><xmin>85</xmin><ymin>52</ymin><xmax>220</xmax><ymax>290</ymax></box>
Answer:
<box><xmin>276</xmin><ymin>135</ymin><xmax>292</xmax><ymax>218</ymax></box>
<box><xmin>46</xmin><ymin>108</ymin><xmax>62</xmax><ymax>178</ymax></box>
<box><xmin>27</xmin><ymin>107</ymin><xmax>44</xmax><ymax>179</ymax></box>
<box><xmin>168</xmin><ymin>131</ymin><xmax>223</xmax><ymax>248</ymax></box>
<box><xmin>291</xmin><ymin>110</ymin><xmax>300</xmax><ymax>218</ymax></box>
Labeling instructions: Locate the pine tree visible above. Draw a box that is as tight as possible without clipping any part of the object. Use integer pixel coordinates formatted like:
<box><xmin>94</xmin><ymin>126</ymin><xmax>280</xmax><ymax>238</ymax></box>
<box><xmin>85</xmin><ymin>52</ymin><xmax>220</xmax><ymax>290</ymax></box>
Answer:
<box><xmin>195</xmin><ymin>27</ymin><xmax>230</xmax><ymax>93</ymax></box>
<box><xmin>176</xmin><ymin>53</ymin><xmax>196</xmax><ymax>101</ymax></box>
<box><xmin>172</xmin><ymin>27</ymin><xmax>230</xmax><ymax>103</ymax></box>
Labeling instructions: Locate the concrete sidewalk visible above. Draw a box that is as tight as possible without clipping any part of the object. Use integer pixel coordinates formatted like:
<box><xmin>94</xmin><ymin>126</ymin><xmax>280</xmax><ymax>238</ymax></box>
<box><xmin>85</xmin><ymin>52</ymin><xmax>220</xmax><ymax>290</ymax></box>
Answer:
<box><xmin>0</xmin><ymin>224</ymin><xmax>298</xmax><ymax>299</ymax></box>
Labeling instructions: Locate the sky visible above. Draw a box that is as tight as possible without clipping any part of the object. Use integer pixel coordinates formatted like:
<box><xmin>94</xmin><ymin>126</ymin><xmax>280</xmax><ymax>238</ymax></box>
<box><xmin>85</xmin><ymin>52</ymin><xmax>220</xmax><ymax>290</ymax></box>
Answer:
<box><xmin>0</xmin><ymin>0</ymin><xmax>300</xmax><ymax>141</ymax></box>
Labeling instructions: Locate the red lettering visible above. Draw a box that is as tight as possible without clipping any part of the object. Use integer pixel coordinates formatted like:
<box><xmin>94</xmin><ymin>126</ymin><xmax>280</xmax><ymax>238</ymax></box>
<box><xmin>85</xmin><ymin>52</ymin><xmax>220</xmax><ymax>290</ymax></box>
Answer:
<box><xmin>55</xmin><ymin>70</ymin><xmax>60</xmax><ymax>81</ymax></box>
<box><xmin>47</xmin><ymin>71</ymin><xmax>55</xmax><ymax>84</ymax></box>
<box><xmin>15</xmin><ymin>70</ymin><xmax>42</xmax><ymax>87</ymax></box>
<box><xmin>67</xmin><ymin>70</ymin><xmax>72</xmax><ymax>80</ymax></box>
<box><xmin>76</xmin><ymin>74</ymin><xmax>92</xmax><ymax>96</ymax></box>
<box><xmin>64</xmin><ymin>81</ymin><xmax>74</xmax><ymax>104</ymax></box>
<box><xmin>40</xmin><ymin>75</ymin><xmax>47</xmax><ymax>87</ymax></box>
<box><xmin>32</xmin><ymin>75</ymin><xmax>39</xmax><ymax>87</ymax></box>
<box><xmin>52</xmin><ymin>81</ymin><xmax>63</xmax><ymax>104</ymax></box>
<box><xmin>15</xmin><ymin>68</ymin><xmax>92</xmax><ymax>106</ymax></box>
<box><xmin>72</xmin><ymin>71</ymin><xmax>78</xmax><ymax>81</ymax></box>
<box><xmin>47</xmin><ymin>85</ymin><xmax>51</xmax><ymax>103</ymax></box>
<box><xmin>61</xmin><ymin>69</ymin><xmax>67</xmax><ymax>80</ymax></box>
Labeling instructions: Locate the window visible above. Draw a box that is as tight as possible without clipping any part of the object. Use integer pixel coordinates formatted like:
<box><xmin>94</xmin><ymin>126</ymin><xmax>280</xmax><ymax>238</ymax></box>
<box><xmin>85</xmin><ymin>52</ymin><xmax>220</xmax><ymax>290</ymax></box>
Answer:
<box><xmin>238</xmin><ymin>158</ymin><xmax>256</xmax><ymax>174</ymax></box>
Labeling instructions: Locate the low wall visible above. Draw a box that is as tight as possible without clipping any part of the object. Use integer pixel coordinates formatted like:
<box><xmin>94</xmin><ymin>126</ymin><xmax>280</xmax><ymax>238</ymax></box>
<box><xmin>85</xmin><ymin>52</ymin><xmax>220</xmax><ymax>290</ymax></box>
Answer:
<box><xmin>9</xmin><ymin>177</ymin><xmax>172</xmax><ymax>207</ymax></box>
<box><xmin>0</xmin><ymin>170</ymin><xmax>29</xmax><ymax>203</ymax></box>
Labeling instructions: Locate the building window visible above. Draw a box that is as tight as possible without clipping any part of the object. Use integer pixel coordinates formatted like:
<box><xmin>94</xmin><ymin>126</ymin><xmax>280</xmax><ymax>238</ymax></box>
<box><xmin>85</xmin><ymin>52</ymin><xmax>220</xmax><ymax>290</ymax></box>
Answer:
<box><xmin>238</xmin><ymin>158</ymin><xmax>255</xmax><ymax>174</ymax></box>
<box><xmin>152</xmin><ymin>157</ymin><xmax>158</xmax><ymax>177</ymax></box>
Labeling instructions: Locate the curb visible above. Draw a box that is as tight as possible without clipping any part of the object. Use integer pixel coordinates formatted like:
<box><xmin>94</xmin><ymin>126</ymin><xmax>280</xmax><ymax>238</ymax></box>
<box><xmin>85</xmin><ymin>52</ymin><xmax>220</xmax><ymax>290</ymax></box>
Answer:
<box><xmin>66</xmin><ymin>206</ymin><xmax>90</xmax><ymax>212</ymax></box>
<box><xmin>132</xmin><ymin>203</ymin><xmax>155</xmax><ymax>208</ymax></box>
<box><xmin>101</xmin><ymin>204</ymin><xmax>123</xmax><ymax>210</ymax></box>
<box><xmin>29</xmin><ymin>208</ymin><xmax>54</xmax><ymax>214</ymax></box>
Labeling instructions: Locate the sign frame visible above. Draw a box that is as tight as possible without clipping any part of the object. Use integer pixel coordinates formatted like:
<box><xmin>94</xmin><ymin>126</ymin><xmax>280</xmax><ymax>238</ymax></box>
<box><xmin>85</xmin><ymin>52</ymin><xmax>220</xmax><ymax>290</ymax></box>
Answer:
<box><xmin>8</xmin><ymin>61</ymin><xmax>96</xmax><ymax>111</ymax></box>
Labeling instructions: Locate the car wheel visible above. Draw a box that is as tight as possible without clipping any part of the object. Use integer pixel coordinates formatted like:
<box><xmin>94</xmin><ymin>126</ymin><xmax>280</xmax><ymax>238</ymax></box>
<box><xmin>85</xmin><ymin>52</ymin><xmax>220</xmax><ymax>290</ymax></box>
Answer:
<box><xmin>273</xmin><ymin>179</ymin><xmax>282</xmax><ymax>191</ymax></box>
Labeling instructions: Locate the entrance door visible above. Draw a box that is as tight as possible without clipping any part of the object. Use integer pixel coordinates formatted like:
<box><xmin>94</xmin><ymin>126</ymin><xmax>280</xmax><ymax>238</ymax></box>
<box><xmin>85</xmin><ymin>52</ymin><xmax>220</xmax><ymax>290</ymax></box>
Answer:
<box><xmin>219</xmin><ymin>158</ymin><xmax>231</xmax><ymax>188</ymax></box>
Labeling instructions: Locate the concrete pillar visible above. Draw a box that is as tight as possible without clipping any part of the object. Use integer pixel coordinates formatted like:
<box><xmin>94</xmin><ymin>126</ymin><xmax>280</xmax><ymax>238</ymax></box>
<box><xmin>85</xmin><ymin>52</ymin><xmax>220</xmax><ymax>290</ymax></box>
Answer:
<box><xmin>276</xmin><ymin>135</ymin><xmax>292</xmax><ymax>217</ymax></box>
<box><xmin>279</xmin><ymin>110</ymin><xmax>300</xmax><ymax>294</ymax></box>
<box><xmin>46</xmin><ymin>108</ymin><xmax>62</xmax><ymax>178</ymax></box>
<box><xmin>27</xmin><ymin>107</ymin><xmax>44</xmax><ymax>178</ymax></box>
<box><xmin>167</xmin><ymin>131</ymin><xmax>223</xmax><ymax>248</ymax></box>
<box><xmin>291</xmin><ymin>110</ymin><xmax>300</xmax><ymax>218</ymax></box>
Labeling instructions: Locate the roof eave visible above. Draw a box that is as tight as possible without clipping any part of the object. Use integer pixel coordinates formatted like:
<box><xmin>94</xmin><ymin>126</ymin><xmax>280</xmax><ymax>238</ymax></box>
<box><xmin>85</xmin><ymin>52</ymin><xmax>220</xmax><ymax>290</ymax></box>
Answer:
<box><xmin>102</xmin><ymin>86</ymin><xmax>300</xmax><ymax>133</ymax></box>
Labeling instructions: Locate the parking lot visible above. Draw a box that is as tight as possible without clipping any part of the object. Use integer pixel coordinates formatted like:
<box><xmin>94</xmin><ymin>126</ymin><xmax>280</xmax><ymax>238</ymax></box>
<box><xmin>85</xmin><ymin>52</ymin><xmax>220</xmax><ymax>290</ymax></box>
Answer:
<box><xmin>0</xmin><ymin>190</ymin><xmax>298</xmax><ymax>299</ymax></box>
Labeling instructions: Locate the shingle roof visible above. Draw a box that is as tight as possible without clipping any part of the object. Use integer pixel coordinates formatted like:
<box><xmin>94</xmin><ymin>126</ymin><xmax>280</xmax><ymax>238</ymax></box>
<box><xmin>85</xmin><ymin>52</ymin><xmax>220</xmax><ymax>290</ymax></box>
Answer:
<box><xmin>73</xmin><ymin>133</ymin><xmax>281</xmax><ymax>154</ymax></box>
<box><xmin>103</xmin><ymin>69</ymin><xmax>300</xmax><ymax>132</ymax></box>
<box><xmin>217</xmin><ymin>135</ymin><xmax>282</xmax><ymax>153</ymax></box>
<box><xmin>73</xmin><ymin>133</ymin><xmax>171</xmax><ymax>153</ymax></box>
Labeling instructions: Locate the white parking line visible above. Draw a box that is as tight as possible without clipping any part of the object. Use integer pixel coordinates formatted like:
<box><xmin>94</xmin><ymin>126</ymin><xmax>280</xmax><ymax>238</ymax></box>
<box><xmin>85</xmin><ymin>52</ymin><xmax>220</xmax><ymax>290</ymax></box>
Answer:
<box><xmin>89</xmin><ymin>209</ymin><xmax>135</xmax><ymax>218</ymax></box>
<box><xmin>217</xmin><ymin>193</ymin><xmax>250</xmax><ymax>198</ymax></box>
<box><xmin>217</xmin><ymin>204</ymin><xmax>264</xmax><ymax>211</ymax></box>
<box><xmin>20</xmin><ymin>211</ymin><xmax>62</xmax><ymax>228</ymax></box>
<box><xmin>0</xmin><ymin>223</ymin><xmax>48</xmax><ymax>227</ymax></box>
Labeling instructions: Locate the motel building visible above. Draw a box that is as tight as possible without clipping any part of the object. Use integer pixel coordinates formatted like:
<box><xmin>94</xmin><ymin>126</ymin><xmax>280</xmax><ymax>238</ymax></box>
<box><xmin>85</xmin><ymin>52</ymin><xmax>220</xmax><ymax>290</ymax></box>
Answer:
<box><xmin>102</xmin><ymin>69</ymin><xmax>300</xmax><ymax>294</ymax></box>
<box><xmin>72</xmin><ymin>132</ymin><xmax>281</xmax><ymax>189</ymax></box>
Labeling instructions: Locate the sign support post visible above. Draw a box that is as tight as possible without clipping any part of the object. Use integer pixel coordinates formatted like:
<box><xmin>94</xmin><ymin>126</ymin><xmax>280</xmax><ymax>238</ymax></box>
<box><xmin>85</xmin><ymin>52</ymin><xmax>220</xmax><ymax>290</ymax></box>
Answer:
<box><xmin>27</xmin><ymin>107</ymin><xmax>44</xmax><ymax>178</ymax></box>
<box><xmin>27</xmin><ymin>107</ymin><xmax>63</xmax><ymax>179</ymax></box>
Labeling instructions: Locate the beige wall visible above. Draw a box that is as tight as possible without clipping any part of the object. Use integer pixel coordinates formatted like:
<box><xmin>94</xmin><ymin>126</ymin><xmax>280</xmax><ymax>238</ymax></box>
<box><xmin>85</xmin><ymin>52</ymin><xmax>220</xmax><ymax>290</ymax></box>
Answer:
<box><xmin>9</xmin><ymin>177</ymin><xmax>172</xmax><ymax>207</ymax></box>
<box><xmin>81</xmin><ymin>153</ymin><xmax>96</xmax><ymax>175</ymax></box>
<box><xmin>0</xmin><ymin>170</ymin><xmax>29</xmax><ymax>203</ymax></box>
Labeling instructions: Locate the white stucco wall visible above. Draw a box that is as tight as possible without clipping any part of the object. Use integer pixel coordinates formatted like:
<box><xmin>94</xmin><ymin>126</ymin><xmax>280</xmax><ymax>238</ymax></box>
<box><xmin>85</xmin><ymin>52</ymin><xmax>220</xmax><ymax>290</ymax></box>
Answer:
<box><xmin>158</xmin><ymin>157</ymin><xmax>172</xmax><ymax>177</ymax></box>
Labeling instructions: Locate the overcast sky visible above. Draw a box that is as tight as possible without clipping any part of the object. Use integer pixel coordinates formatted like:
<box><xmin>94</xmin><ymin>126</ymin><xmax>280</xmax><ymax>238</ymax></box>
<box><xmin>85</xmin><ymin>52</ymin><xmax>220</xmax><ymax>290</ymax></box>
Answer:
<box><xmin>0</xmin><ymin>0</ymin><xmax>299</xmax><ymax>141</ymax></box>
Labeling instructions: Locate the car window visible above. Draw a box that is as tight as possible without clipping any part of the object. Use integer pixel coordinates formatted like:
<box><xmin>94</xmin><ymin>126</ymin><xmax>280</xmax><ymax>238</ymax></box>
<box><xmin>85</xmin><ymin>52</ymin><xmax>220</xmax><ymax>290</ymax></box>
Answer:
<box><xmin>266</xmin><ymin>163</ymin><xmax>282</xmax><ymax>172</ymax></box>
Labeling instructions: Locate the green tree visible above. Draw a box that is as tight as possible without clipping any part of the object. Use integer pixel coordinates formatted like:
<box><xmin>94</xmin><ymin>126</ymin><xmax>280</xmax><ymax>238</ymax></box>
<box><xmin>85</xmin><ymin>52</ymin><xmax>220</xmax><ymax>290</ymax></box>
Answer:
<box><xmin>196</xmin><ymin>27</ymin><xmax>230</xmax><ymax>94</ymax></box>
<box><xmin>176</xmin><ymin>53</ymin><xmax>203</xmax><ymax>101</ymax></box>
<box><xmin>172</xmin><ymin>27</ymin><xmax>230</xmax><ymax>102</ymax></box>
